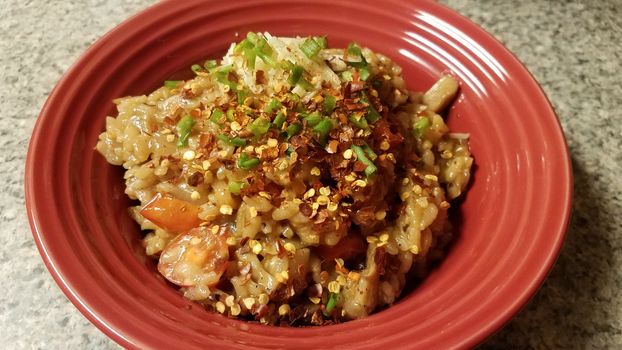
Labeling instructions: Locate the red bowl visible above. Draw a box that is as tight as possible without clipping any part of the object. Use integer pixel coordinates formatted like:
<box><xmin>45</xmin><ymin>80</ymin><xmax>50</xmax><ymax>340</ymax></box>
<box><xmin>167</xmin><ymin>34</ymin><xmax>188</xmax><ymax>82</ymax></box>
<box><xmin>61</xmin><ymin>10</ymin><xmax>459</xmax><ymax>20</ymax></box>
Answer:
<box><xmin>25</xmin><ymin>0</ymin><xmax>572</xmax><ymax>349</ymax></box>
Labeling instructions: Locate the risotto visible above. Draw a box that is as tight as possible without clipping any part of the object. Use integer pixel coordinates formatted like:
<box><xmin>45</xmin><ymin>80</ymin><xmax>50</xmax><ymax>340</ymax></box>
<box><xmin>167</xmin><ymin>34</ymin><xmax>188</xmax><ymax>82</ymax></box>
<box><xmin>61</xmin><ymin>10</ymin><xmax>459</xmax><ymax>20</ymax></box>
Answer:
<box><xmin>96</xmin><ymin>33</ymin><xmax>473</xmax><ymax>326</ymax></box>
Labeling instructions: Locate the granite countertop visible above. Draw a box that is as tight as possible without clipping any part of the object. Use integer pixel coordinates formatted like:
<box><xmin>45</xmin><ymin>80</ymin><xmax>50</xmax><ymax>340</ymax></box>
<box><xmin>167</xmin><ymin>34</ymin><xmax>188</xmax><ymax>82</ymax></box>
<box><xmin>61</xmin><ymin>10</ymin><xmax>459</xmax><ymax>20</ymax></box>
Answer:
<box><xmin>1</xmin><ymin>0</ymin><xmax>620</xmax><ymax>348</ymax></box>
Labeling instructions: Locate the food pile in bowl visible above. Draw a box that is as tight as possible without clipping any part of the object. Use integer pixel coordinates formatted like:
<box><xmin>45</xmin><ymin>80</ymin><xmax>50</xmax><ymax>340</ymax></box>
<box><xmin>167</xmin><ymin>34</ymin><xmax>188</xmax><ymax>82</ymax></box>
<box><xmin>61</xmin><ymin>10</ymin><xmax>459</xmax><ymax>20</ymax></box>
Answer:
<box><xmin>96</xmin><ymin>32</ymin><xmax>473</xmax><ymax>326</ymax></box>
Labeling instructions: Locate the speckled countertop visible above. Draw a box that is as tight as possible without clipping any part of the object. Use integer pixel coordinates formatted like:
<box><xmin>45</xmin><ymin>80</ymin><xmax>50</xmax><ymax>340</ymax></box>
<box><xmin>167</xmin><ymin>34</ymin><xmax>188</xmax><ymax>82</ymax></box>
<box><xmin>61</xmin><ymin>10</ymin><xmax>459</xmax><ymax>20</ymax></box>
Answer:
<box><xmin>1</xmin><ymin>0</ymin><xmax>621</xmax><ymax>349</ymax></box>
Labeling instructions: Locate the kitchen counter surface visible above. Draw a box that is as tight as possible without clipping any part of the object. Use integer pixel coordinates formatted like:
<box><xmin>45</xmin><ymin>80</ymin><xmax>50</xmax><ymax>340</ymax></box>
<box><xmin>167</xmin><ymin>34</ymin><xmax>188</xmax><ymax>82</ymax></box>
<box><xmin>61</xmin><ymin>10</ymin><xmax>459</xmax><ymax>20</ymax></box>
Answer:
<box><xmin>1</xmin><ymin>0</ymin><xmax>620</xmax><ymax>348</ymax></box>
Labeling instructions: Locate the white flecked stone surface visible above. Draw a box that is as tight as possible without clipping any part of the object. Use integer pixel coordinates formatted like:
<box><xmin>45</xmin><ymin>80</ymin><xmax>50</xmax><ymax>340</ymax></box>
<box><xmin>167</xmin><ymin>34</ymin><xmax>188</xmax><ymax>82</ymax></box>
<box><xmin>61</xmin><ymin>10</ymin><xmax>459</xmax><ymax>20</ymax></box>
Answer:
<box><xmin>1</xmin><ymin>1</ymin><xmax>620</xmax><ymax>349</ymax></box>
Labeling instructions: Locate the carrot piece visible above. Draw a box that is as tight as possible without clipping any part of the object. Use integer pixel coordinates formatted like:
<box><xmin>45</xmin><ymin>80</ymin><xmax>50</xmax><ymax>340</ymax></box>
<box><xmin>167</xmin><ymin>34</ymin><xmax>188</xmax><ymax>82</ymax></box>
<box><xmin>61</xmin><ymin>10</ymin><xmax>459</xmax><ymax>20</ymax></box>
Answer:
<box><xmin>140</xmin><ymin>193</ymin><xmax>202</xmax><ymax>233</ymax></box>
<box><xmin>317</xmin><ymin>234</ymin><xmax>367</xmax><ymax>261</ymax></box>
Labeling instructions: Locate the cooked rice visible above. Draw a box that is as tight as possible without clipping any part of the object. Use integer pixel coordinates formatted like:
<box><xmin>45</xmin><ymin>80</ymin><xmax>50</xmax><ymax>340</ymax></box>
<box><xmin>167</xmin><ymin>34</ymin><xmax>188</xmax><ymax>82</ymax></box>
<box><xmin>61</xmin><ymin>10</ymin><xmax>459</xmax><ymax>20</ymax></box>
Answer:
<box><xmin>96</xmin><ymin>33</ymin><xmax>473</xmax><ymax>326</ymax></box>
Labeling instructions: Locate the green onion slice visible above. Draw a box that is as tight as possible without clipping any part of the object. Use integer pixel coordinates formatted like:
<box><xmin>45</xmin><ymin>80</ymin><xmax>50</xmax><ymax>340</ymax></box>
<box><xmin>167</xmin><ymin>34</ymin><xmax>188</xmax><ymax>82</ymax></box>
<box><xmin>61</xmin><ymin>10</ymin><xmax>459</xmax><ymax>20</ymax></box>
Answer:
<box><xmin>285</xmin><ymin>123</ymin><xmax>302</xmax><ymax>139</ymax></box>
<box><xmin>325</xmin><ymin>292</ymin><xmax>338</xmax><ymax>314</ymax></box>
<box><xmin>313</xmin><ymin>118</ymin><xmax>333</xmax><ymax>146</ymax></box>
<box><xmin>238</xmin><ymin>153</ymin><xmax>261</xmax><ymax>169</ymax></box>
<box><xmin>288</xmin><ymin>65</ymin><xmax>304</xmax><ymax>86</ymax></box>
<box><xmin>264</xmin><ymin>98</ymin><xmax>282</xmax><ymax>114</ymax></box>
<box><xmin>228</xmin><ymin>181</ymin><xmax>245</xmax><ymax>195</ymax></box>
<box><xmin>362</xmin><ymin>143</ymin><xmax>377</xmax><ymax>160</ymax></box>
<box><xmin>176</xmin><ymin>115</ymin><xmax>196</xmax><ymax>147</ymax></box>
<box><xmin>210</xmin><ymin>108</ymin><xmax>225</xmax><ymax>125</ymax></box>
<box><xmin>248</xmin><ymin>117</ymin><xmax>271</xmax><ymax>136</ymax></box>
<box><xmin>272</xmin><ymin>111</ymin><xmax>287</xmax><ymax>129</ymax></box>
<box><xmin>191</xmin><ymin>64</ymin><xmax>203</xmax><ymax>73</ymax></box>
<box><xmin>351</xmin><ymin>144</ymin><xmax>377</xmax><ymax>176</ymax></box>
<box><xmin>359</xmin><ymin>67</ymin><xmax>371</xmax><ymax>81</ymax></box>
<box><xmin>362</xmin><ymin>94</ymin><xmax>381</xmax><ymax>123</ymax></box>
<box><xmin>302</xmin><ymin>111</ymin><xmax>323</xmax><ymax>127</ymax></box>
<box><xmin>217</xmin><ymin>134</ymin><xmax>247</xmax><ymax>147</ymax></box>
<box><xmin>348</xmin><ymin>114</ymin><xmax>369</xmax><ymax>130</ymax></box>
<box><xmin>413</xmin><ymin>117</ymin><xmax>430</xmax><ymax>138</ymax></box>
<box><xmin>323</xmin><ymin>95</ymin><xmax>337</xmax><ymax>114</ymax></box>
<box><xmin>204</xmin><ymin>60</ymin><xmax>218</xmax><ymax>69</ymax></box>
<box><xmin>300</xmin><ymin>37</ymin><xmax>322</xmax><ymax>59</ymax></box>
<box><xmin>164</xmin><ymin>80</ymin><xmax>182</xmax><ymax>89</ymax></box>
<box><xmin>345</xmin><ymin>42</ymin><xmax>368</xmax><ymax>68</ymax></box>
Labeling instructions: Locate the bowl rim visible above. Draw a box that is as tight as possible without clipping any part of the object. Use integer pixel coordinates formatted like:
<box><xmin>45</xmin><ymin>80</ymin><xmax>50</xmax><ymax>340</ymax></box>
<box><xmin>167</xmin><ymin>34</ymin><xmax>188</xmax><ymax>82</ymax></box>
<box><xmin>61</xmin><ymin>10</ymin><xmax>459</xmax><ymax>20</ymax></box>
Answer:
<box><xmin>25</xmin><ymin>0</ymin><xmax>573</xmax><ymax>348</ymax></box>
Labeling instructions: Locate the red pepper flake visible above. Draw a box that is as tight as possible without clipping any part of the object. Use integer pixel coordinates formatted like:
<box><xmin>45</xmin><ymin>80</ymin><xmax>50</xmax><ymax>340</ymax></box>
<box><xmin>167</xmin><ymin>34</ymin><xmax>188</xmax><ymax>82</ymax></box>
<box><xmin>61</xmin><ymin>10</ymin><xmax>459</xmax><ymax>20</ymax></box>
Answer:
<box><xmin>374</xmin><ymin>247</ymin><xmax>387</xmax><ymax>276</ymax></box>
<box><xmin>352</xmin><ymin>161</ymin><xmax>368</xmax><ymax>172</ymax></box>
<box><xmin>299</xmin><ymin>202</ymin><xmax>313</xmax><ymax>217</ymax></box>
<box><xmin>255</xmin><ymin>70</ymin><xmax>266</xmax><ymax>85</ymax></box>
<box><xmin>187</xmin><ymin>172</ymin><xmax>204</xmax><ymax>187</ymax></box>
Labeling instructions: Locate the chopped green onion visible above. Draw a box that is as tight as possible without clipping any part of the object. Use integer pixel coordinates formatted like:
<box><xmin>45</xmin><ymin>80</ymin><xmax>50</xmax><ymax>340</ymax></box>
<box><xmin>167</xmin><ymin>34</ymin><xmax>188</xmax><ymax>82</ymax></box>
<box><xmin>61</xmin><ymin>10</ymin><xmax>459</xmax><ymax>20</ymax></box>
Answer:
<box><xmin>285</xmin><ymin>145</ymin><xmax>294</xmax><ymax>156</ymax></box>
<box><xmin>413</xmin><ymin>117</ymin><xmax>430</xmax><ymax>138</ymax></box>
<box><xmin>315</xmin><ymin>36</ymin><xmax>327</xmax><ymax>49</ymax></box>
<box><xmin>264</xmin><ymin>98</ymin><xmax>282</xmax><ymax>114</ymax></box>
<box><xmin>285</xmin><ymin>123</ymin><xmax>302</xmax><ymax>139</ymax></box>
<box><xmin>313</xmin><ymin>118</ymin><xmax>333</xmax><ymax>145</ymax></box>
<box><xmin>164</xmin><ymin>80</ymin><xmax>182</xmax><ymax>89</ymax></box>
<box><xmin>345</xmin><ymin>42</ymin><xmax>367</xmax><ymax>68</ymax></box>
<box><xmin>302</xmin><ymin>111</ymin><xmax>323</xmax><ymax>127</ymax></box>
<box><xmin>323</xmin><ymin>95</ymin><xmax>337</xmax><ymax>114</ymax></box>
<box><xmin>348</xmin><ymin>114</ymin><xmax>369</xmax><ymax>129</ymax></box>
<box><xmin>248</xmin><ymin>117</ymin><xmax>271</xmax><ymax>136</ymax></box>
<box><xmin>210</xmin><ymin>108</ymin><xmax>225</xmax><ymax>125</ymax></box>
<box><xmin>362</xmin><ymin>94</ymin><xmax>381</xmax><ymax>123</ymax></box>
<box><xmin>228</xmin><ymin>181</ymin><xmax>244</xmax><ymax>195</ymax></box>
<box><xmin>230</xmin><ymin>137</ymin><xmax>248</xmax><ymax>146</ymax></box>
<box><xmin>272</xmin><ymin>111</ymin><xmax>287</xmax><ymax>129</ymax></box>
<box><xmin>226</xmin><ymin>108</ymin><xmax>235</xmax><ymax>121</ymax></box>
<box><xmin>359</xmin><ymin>67</ymin><xmax>371</xmax><ymax>81</ymax></box>
<box><xmin>244</xmin><ymin>46</ymin><xmax>257</xmax><ymax>70</ymax></box>
<box><xmin>237</xmin><ymin>89</ymin><xmax>250</xmax><ymax>105</ymax></box>
<box><xmin>238</xmin><ymin>153</ymin><xmax>260</xmax><ymax>169</ymax></box>
<box><xmin>288</xmin><ymin>65</ymin><xmax>304</xmax><ymax>86</ymax></box>
<box><xmin>191</xmin><ymin>64</ymin><xmax>203</xmax><ymax>73</ymax></box>
<box><xmin>362</xmin><ymin>144</ymin><xmax>377</xmax><ymax>160</ymax></box>
<box><xmin>204</xmin><ymin>60</ymin><xmax>218</xmax><ymax>69</ymax></box>
<box><xmin>300</xmin><ymin>37</ymin><xmax>322</xmax><ymax>59</ymax></box>
<box><xmin>176</xmin><ymin>115</ymin><xmax>196</xmax><ymax>147</ymax></box>
<box><xmin>215</xmin><ymin>65</ymin><xmax>237</xmax><ymax>91</ymax></box>
<box><xmin>325</xmin><ymin>292</ymin><xmax>338</xmax><ymax>314</ymax></box>
<box><xmin>340</xmin><ymin>71</ymin><xmax>353</xmax><ymax>81</ymax></box>
<box><xmin>217</xmin><ymin>134</ymin><xmax>247</xmax><ymax>147</ymax></box>
<box><xmin>297</xmin><ymin>77</ymin><xmax>314</xmax><ymax>91</ymax></box>
<box><xmin>351</xmin><ymin>145</ymin><xmax>377</xmax><ymax>176</ymax></box>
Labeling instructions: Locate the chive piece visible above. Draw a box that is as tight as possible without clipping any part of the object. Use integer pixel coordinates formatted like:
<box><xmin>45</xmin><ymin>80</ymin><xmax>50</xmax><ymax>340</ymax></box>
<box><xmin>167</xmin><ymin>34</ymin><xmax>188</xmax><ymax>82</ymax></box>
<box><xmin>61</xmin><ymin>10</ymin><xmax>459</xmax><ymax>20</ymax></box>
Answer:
<box><xmin>413</xmin><ymin>117</ymin><xmax>430</xmax><ymax>138</ymax></box>
<box><xmin>204</xmin><ymin>60</ymin><xmax>218</xmax><ymax>69</ymax></box>
<box><xmin>359</xmin><ymin>67</ymin><xmax>371</xmax><ymax>81</ymax></box>
<box><xmin>362</xmin><ymin>144</ymin><xmax>377</xmax><ymax>160</ymax></box>
<box><xmin>303</xmin><ymin>111</ymin><xmax>323</xmax><ymax>127</ymax></box>
<box><xmin>217</xmin><ymin>134</ymin><xmax>247</xmax><ymax>147</ymax></box>
<box><xmin>315</xmin><ymin>36</ymin><xmax>327</xmax><ymax>49</ymax></box>
<box><xmin>323</xmin><ymin>95</ymin><xmax>337</xmax><ymax>114</ymax></box>
<box><xmin>300</xmin><ymin>37</ymin><xmax>322</xmax><ymax>58</ymax></box>
<box><xmin>249</xmin><ymin>117</ymin><xmax>271</xmax><ymax>136</ymax></box>
<box><xmin>272</xmin><ymin>111</ymin><xmax>286</xmax><ymax>129</ymax></box>
<box><xmin>351</xmin><ymin>145</ymin><xmax>377</xmax><ymax>176</ymax></box>
<box><xmin>264</xmin><ymin>98</ymin><xmax>282</xmax><ymax>114</ymax></box>
<box><xmin>228</xmin><ymin>181</ymin><xmax>244</xmax><ymax>195</ymax></box>
<box><xmin>345</xmin><ymin>42</ymin><xmax>367</xmax><ymax>68</ymax></box>
<box><xmin>176</xmin><ymin>115</ymin><xmax>196</xmax><ymax>147</ymax></box>
<box><xmin>325</xmin><ymin>292</ymin><xmax>338</xmax><ymax>314</ymax></box>
<box><xmin>313</xmin><ymin>118</ymin><xmax>333</xmax><ymax>145</ymax></box>
<box><xmin>238</xmin><ymin>153</ymin><xmax>260</xmax><ymax>169</ymax></box>
<box><xmin>348</xmin><ymin>114</ymin><xmax>369</xmax><ymax>129</ymax></box>
<box><xmin>210</xmin><ymin>108</ymin><xmax>225</xmax><ymax>125</ymax></box>
<box><xmin>285</xmin><ymin>123</ymin><xmax>302</xmax><ymax>139</ymax></box>
<box><xmin>289</xmin><ymin>65</ymin><xmax>304</xmax><ymax>86</ymax></box>
<box><xmin>340</xmin><ymin>71</ymin><xmax>353</xmax><ymax>82</ymax></box>
<box><xmin>164</xmin><ymin>80</ymin><xmax>182</xmax><ymax>89</ymax></box>
<box><xmin>285</xmin><ymin>145</ymin><xmax>293</xmax><ymax>156</ymax></box>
